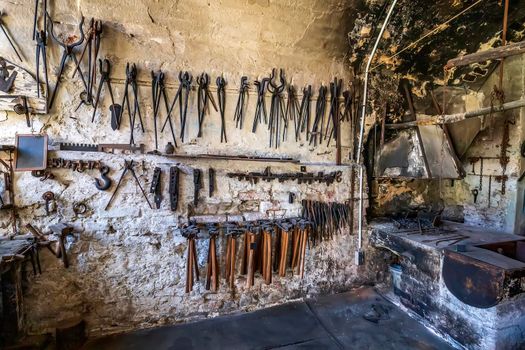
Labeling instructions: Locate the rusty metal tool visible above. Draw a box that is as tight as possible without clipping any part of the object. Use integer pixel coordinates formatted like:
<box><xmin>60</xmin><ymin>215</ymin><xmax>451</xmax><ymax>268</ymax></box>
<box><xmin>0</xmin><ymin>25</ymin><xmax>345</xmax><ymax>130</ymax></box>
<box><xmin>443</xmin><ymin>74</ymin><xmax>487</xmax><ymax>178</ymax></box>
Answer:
<box><xmin>309</xmin><ymin>85</ymin><xmax>327</xmax><ymax>147</ymax></box>
<box><xmin>50</xmin><ymin>223</ymin><xmax>74</xmax><ymax>268</ymax></box>
<box><xmin>193</xmin><ymin>168</ymin><xmax>202</xmax><ymax>207</ymax></box>
<box><xmin>35</xmin><ymin>30</ymin><xmax>49</xmax><ymax>101</ymax></box>
<box><xmin>252</xmin><ymin>77</ymin><xmax>270</xmax><ymax>133</ymax></box>
<box><xmin>267</xmin><ymin>68</ymin><xmax>286</xmax><ymax>148</ymax></box>
<box><xmin>205</xmin><ymin>229</ymin><xmax>219</xmax><ymax>292</ymax></box>
<box><xmin>233</xmin><ymin>76</ymin><xmax>249</xmax><ymax>129</ymax></box>
<box><xmin>152</xmin><ymin>71</ymin><xmax>177</xmax><ymax>150</ymax></box>
<box><xmin>92</xmin><ymin>59</ymin><xmax>121</xmax><ymax>128</ymax></box>
<box><xmin>216</xmin><ymin>76</ymin><xmax>227</xmax><ymax>143</ymax></box>
<box><xmin>94</xmin><ymin>165</ymin><xmax>112</xmax><ymax>191</ymax></box>
<box><xmin>184</xmin><ymin>230</ymin><xmax>199</xmax><ymax>293</ymax></box>
<box><xmin>0</xmin><ymin>11</ymin><xmax>23</xmax><ymax>62</ymax></box>
<box><xmin>46</xmin><ymin>14</ymin><xmax>87</xmax><ymax>109</ymax></box>
<box><xmin>169</xmin><ymin>166</ymin><xmax>179</xmax><ymax>211</ymax></box>
<box><xmin>104</xmin><ymin>160</ymin><xmax>152</xmax><ymax>210</ymax></box>
<box><xmin>32</xmin><ymin>0</ymin><xmax>47</xmax><ymax>41</ymax></box>
<box><xmin>298</xmin><ymin>85</ymin><xmax>312</xmax><ymax>141</ymax></box>
<box><xmin>208</xmin><ymin>168</ymin><xmax>215</xmax><ymax>197</ymax></box>
<box><xmin>42</xmin><ymin>191</ymin><xmax>54</xmax><ymax>215</ymax></box>
<box><xmin>285</xmin><ymin>84</ymin><xmax>300</xmax><ymax>142</ymax></box>
<box><xmin>196</xmin><ymin>72</ymin><xmax>217</xmax><ymax>138</ymax></box>
<box><xmin>149</xmin><ymin>167</ymin><xmax>162</xmax><ymax>209</ymax></box>
<box><xmin>119</xmin><ymin>63</ymin><xmax>145</xmax><ymax>144</ymax></box>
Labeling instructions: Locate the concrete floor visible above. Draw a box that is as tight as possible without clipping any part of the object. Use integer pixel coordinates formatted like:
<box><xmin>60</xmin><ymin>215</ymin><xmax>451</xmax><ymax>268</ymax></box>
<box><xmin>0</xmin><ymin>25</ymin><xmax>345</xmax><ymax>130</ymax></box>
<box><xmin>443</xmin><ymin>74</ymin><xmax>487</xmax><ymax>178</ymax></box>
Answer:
<box><xmin>82</xmin><ymin>288</ymin><xmax>453</xmax><ymax>350</ymax></box>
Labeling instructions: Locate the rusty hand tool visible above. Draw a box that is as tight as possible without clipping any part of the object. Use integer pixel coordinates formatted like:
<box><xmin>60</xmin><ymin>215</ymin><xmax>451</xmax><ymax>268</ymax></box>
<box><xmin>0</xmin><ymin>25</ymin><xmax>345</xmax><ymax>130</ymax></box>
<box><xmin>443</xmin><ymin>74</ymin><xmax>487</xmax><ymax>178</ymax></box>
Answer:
<box><xmin>224</xmin><ymin>231</ymin><xmax>237</xmax><ymax>289</ymax></box>
<box><xmin>233</xmin><ymin>76</ymin><xmax>249</xmax><ymax>129</ymax></box>
<box><xmin>0</xmin><ymin>12</ymin><xmax>23</xmax><ymax>62</ymax></box>
<box><xmin>216</xmin><ymin>76</ymin><xmax>227</xmax><ymax>143</ymax></box>
<box><xmin>177</xmin><ymin>72</ymin><xmax>193</xmax><ymax>142</ymax></box>
<box><xmin>169</xmin><ymin>166</ymin><xmax>179</xmax><ymax>211</ymax></box>
<box><xmin>104</xmin><ymin>160</ymin><xmax>153</xmax><ymax>210</ymax></box>
<box><xmin>298</xmin><ymin>85</ymin><xmax>312</xmax><ymax>141</ymax></box>
<box><xmin>278</xmin><ymin>226</ymin><xmax>290</xmax><ymax>277</ymax></box>
<box><xmin>46</xmin><ymin>14</ymin><xmax>87</xmax><ymax>110</ymax></box>
<box><xmin>32</xmin><ymin>0</ymin><xmax>48</xmax><ymax>41</ymax></box>
<box><xmin>208</xmin><ymin>168</ymin><xmax>216</xmax><ymax>197</ymax></box>
<box><xmin>261</xmin><ymin>229</ymin><xmax>273</xmax><ymax>285</ymax></box>
<box><xmin>205</xmin><ymin>230</ymin><xmax>219</xmax><ymax>292</ymax></box>
<box><xmin>152</xmin><ymin>71</ymin><xmax>177</xmax><ymax>150</ymax></box>
<box><xmin>326</xmin><ymin>78</ymin><xmax>342</xmax><ymax>147</ymax></box>
<box><xmin>285</xmin><ymin>85</ymin><xmax>300</xmax><ymax>142</ymax></box>
<box><xmin>196</xmin><ymin>73</ymin><xmax>214</xmax><ymax>138</ymax></box>
<box><xmin>267</xmin><ymin>68</ymin><xmax>286</xmax><ymax>148</ymax></box>
<box><xmin>119</xmin><ymin>63</ymin><xmax>144</xmax><ymax>144</ymax></box>
<box><xmin>149</xmin><ymin>167</ymin><xmax>162</xmax><ymax>209</ymax></box>
<box><xmin>309</xmin><ymin>85</ymin><xmax>327</xmax><ymax>147</ymax></box>
<box><xmin>193</xmin><ymin>168</ymin><xmax>202</xmax><ymax>207</ymax></box>
<box><xmin>92</xmin><ymin>59</ymin><xmax>121</xmax><ymax>127</ymax></box>
<box><xmin>252</xmin><ymin>77</ymin><xmax>269</xmax><ymax>133</ymax></box>
<box><xmin>42</xmin><ymin>191</ymin><xmax>54</xmax><ymax>215</ymax></box>
<box><xmin>245</xmin><ymin>231</ymin><xmax>256</xmax><ymax>288</ymax></box>
<box><xmin>185</xmin><ymin>232</ymin><xmax>199</xmax><ymax>293</ymax></box>
<box><xmin>35</xmin><ymin>30</ymin><xmax>49</xmax><ymax>102</ymax></box>
<box><xmin>50</xmin><ymin>223</ymin><xmax>74</xmax><ymax>268</ymax></box>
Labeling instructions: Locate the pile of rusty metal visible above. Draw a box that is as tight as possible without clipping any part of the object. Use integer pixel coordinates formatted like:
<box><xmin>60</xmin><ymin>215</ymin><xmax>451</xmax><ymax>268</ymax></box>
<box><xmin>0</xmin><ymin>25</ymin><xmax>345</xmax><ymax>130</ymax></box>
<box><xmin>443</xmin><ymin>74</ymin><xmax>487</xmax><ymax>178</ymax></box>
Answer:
<box><xmin>181</xmin><ymin>218</ymin><xmax>312</xmax><ymax>293</ymax></box>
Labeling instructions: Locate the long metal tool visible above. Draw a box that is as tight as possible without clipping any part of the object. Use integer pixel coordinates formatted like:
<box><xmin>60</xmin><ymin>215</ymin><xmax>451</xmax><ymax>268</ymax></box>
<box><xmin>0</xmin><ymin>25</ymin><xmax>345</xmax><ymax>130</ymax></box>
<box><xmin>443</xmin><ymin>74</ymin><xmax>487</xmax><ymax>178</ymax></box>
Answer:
<box><xmin>216</xmin><ymin>76</ymin><xmax>227</xmax><ymax>143</ymax></box>
<box><xmin>104</xmin><ymin>160</ymin><xmax>152</xmax><ymax>210</ymax></box>
<box><xmin>0</xmin><ymin>12</ymin><xmax>23</xmax><ymax>62</ymax></box>
<box><xmin>356</xmin><ymin>0</ymin><xmax>398</xmax><ymax>265</ymax></box>
<box><xmin>46</xmin><ymin>14</ymin><xmax>87</xmax><ymax>109</ymax></box>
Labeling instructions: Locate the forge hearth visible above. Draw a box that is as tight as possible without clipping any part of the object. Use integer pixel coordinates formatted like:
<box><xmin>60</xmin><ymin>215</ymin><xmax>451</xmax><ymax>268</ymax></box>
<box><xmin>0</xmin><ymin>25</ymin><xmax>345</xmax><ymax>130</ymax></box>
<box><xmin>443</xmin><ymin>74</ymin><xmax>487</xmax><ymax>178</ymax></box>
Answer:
<box><xmin>371</xmin><ymin>220</ymin><xmax>525</xmax><ymax>349</ymax></box>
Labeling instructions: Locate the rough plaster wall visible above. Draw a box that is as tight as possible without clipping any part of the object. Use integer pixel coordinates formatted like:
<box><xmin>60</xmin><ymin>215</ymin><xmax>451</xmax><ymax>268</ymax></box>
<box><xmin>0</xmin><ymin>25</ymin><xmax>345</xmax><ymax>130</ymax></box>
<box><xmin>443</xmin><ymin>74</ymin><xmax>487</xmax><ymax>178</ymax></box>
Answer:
<box><xmin>441</xmin><ymin>56</ymin><xmax>525</xmax><ymax>233</ymax></box>
<box><xmin>0</xmin><ymin>0</ymin><xmax>378</xmax><ymax>338</ymax></box>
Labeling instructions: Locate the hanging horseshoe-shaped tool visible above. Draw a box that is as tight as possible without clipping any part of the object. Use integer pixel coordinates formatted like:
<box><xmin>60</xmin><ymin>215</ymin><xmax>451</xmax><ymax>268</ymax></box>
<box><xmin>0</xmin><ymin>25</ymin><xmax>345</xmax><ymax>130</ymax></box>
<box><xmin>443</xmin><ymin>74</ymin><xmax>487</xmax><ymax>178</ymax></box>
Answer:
<box><xmin>95</xmin><ymin>166</ymin><xmax>112</xmax><ymax>191</ymax></box>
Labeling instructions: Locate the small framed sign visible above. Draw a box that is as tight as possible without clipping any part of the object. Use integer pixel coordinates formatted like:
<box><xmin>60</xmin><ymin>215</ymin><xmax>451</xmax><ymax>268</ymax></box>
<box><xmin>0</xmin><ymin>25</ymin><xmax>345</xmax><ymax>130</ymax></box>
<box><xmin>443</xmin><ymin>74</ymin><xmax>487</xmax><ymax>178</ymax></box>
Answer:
<box><xmin>14</xmin><ymin>134</ymin><xmax>48</xmax><ymax>171</ymax></box>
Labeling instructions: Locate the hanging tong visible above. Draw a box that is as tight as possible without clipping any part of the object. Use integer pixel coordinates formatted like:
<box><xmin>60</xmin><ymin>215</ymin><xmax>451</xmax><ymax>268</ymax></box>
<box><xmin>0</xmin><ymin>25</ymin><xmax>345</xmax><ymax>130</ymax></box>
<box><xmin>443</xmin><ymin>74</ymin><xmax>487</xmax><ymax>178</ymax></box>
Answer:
<box><xmin>91</xmin><ymin>59</ymin><xmax>121</xmax><ymax>129</ymax></box>
<box><xmin>326</xmin><ymin>78</ymin><xmax>342</xmax><ymax>146</ymax></box>
<box><xmin>285</xmin><ymin>84</ymin><xmax>300</xmax><ymax>142</ymax></box>
<box><xmin>251</xmin><ymin>77</ymin><xmax>269</xmax><ymax>133</ymax></box>
<box><xmin>152</xmin><ymin>70</ymin><xmax>177</xmax><ymax>151</ymax></box>
<box><xmin>309</xmin><ymin>85</ymin><xmax>327</xmax><ymax>147</ymax></box>
<box><xmin>35</xmin><ymin>30</ymin><xmax>49</xmax><ymax>103</ymax></box>
<box><xmin>298</xmin><ymin>85</ymin><xmax>312</xmax><ymax>141</ymax></box>
<box><xmin>216</xmin><ymin>76</ymin><xmax>227</xmax><ymax>143</ymax></box>
<box><xmin>233</xmin><ymin>76</ymin><xmax>249</xmax><ymax>129</ymax></box>
<box><xmin>196</xmin><ymin>72</ymin><xmax>217</xmax><ymax>138</ymax></box>
<box><xmin>267</xmin><ymin>68</ymin><xmax>286</xmax><ymax>148</ymax></box>
<box><xmin>46</xmin><ymin>13</ymin><xmax>86</xmax><ymax>110</ymax></box>
<box><xmin>119</xmin><ymin>63</ymin><xmax>145</xmax><ymax>144</ymax></box>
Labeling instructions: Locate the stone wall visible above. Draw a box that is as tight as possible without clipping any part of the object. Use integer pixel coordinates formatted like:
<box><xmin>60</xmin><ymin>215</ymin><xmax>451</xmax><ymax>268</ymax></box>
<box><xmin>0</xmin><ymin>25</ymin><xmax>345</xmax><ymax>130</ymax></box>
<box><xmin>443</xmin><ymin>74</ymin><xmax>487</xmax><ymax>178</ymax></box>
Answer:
<box><xmin>0</xmin><ymin>0</ymin><xmax>380</xmax><ymax>338</ymax></box>
<box><xmin>441</xmin><ymin>55</ymin><xmax>525</xmax><ymax>233</ymax></box>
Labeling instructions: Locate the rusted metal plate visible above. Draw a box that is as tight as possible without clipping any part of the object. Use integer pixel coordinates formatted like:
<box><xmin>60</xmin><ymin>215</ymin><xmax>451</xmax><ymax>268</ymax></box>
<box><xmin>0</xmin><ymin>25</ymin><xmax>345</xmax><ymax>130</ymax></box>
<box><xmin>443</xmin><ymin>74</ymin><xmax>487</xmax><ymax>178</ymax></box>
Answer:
<box><xmin>443</xmin><ymin>247</ymin><xmax>525</xmax><ymax>308</ymax></box>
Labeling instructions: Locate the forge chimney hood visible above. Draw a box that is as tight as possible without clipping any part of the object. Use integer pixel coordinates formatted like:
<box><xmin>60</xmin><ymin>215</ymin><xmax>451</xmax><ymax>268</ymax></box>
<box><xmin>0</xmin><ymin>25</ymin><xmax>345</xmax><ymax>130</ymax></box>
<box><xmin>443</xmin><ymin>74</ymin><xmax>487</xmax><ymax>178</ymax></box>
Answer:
<box><xmin>374</xmin><ymin>125</ymin><xmax>463</xmax><ymax>179</ymax></box>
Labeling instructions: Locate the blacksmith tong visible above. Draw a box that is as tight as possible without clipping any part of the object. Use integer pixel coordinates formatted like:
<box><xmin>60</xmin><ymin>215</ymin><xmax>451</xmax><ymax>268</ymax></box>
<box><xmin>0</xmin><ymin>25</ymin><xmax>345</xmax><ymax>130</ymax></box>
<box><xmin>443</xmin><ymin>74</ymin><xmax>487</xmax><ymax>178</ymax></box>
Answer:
<box><xmin>105</xmin><ymin>160</ymin><xmax>152</xmax><ymax>210</ymax></box>
<box><xmin>91</xmin><ymin>59</ymin><xmax>121</xmax><ymax>130</ymax></box>
<box><xmin>46</xmin><ymin>14</ymin><xmax>87</xmax><ymax>110</ymax></box>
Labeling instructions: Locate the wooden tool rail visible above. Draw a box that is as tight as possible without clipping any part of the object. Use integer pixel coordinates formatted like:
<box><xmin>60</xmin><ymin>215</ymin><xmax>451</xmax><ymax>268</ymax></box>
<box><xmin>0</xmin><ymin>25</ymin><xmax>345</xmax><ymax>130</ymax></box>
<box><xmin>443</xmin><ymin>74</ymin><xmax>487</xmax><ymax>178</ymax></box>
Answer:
<box><xmin>227</xmin><ymin>166</ymin><xmax>343</xmax><ymax>185</ymax></box>
<box><xmin>181</xmin><ymin>218</ymin><xmax>312</xmax><ymax>293</ymax></box>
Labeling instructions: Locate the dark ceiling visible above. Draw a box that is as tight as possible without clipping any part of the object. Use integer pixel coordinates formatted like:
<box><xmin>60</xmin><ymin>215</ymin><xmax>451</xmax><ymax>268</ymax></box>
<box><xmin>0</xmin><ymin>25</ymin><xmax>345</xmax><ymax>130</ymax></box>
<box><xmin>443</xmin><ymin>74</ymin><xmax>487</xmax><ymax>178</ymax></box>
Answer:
<box><xmin>349</xmin><ymin>0</ymin><xmax>525</xmax><ymax>91</ymax></box>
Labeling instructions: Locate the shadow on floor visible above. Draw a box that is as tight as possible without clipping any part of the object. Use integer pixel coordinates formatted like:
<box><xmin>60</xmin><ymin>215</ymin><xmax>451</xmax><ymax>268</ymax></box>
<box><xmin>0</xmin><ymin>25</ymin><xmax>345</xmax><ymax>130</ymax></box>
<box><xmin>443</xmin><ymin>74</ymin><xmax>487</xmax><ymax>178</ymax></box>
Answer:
<box><xmin>82</xmin><ymin>287</ymin><xmax>453</xmax><ymax>350</ymax></box>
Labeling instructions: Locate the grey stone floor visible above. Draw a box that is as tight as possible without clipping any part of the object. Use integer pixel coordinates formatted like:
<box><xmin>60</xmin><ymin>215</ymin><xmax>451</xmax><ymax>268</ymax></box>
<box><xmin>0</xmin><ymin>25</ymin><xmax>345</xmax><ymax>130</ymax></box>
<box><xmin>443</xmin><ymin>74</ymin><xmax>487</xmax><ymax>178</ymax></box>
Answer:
<box><xmin>82</xmin><ymin>287</ymin><xmax>454</xmax><ymax>350</ymax></box>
